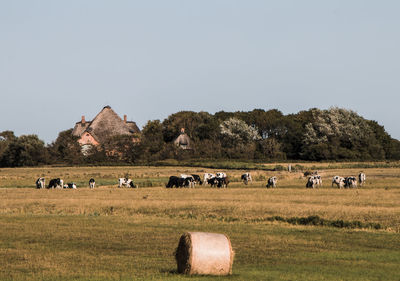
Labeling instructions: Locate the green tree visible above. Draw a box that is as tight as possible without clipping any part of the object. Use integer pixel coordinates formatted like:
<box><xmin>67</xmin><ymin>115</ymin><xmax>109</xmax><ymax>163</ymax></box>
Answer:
<box><xmin>0</xmin><ymin>131</ymin><xmax>17</xmax><ymax>160</ymax></box>
<box><xmin>0</xmin><ymin>134</ymin><xmax>49</xmax><ymax>167</ymax></box>
<box><xmin>255</xmin><ymin>138</ymin><xmax>286</xmax><ymax>160</ymax></box>
<box><xmin>48</xmin><ymin>129</ymin><xmax>83</xmax><ymax>164</ymax></box>
<box><xmin>139</xmin><ymin>120</ymin><xmax>166</xmax><ymax>161</ymax></box>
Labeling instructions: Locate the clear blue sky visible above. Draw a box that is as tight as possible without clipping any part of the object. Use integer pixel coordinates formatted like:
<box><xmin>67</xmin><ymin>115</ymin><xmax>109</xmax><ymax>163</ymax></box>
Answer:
<box><xmin>1</xmin><ymin>1</ymin><xmax>399</xmax><ymax>143</ymax></box>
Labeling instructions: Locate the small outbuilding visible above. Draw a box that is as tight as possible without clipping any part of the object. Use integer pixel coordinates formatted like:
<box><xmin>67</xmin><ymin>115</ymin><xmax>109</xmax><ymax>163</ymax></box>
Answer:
<box><xmin>173</xmin><ymin>128</ymin><xmax>192</xmax><ymax>150</ymax></box>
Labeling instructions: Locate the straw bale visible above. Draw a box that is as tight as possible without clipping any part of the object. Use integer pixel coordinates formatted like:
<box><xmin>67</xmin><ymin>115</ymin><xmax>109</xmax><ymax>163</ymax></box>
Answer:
<box><xmin>175</xmin><ymin>232</ymin><xmax>234</xmax><ymax>275</ymax></box>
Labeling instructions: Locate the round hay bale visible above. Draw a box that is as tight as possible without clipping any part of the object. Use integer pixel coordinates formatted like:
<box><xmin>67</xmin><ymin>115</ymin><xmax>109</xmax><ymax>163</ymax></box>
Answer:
<box><xmin>175</xmin><ymin>232</ymin><xmax>234</xmax><ymax>275</ymax></box>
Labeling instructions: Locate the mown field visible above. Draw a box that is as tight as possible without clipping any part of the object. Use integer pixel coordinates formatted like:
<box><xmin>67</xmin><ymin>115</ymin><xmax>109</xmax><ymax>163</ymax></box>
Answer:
<box><xmin>0</xmin><ymin>166</ymin><xmax>399</xmax><ymax>280</ymax></box>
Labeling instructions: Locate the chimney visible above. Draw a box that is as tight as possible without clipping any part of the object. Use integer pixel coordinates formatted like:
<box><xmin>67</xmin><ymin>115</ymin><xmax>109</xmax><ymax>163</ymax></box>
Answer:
<box><xmin>81</xmin><ymin>116</ymin><xmax>85</xmax><ymax>125</ymax></box>
<box><xmin>124</xmin><ymin>115</ymin><xmax>127</xmax><ymax>123</ymax></box>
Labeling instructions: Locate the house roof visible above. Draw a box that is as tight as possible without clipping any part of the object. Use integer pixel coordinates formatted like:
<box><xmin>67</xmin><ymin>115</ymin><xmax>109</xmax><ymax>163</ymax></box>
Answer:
<box><xmin>72</xmin><ymin>106</ymin><xmax>140</xmax><ymax>143</ymax></box>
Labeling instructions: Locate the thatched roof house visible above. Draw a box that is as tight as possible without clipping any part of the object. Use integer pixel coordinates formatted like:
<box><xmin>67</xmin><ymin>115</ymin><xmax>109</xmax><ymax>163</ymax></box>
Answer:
<box><xmin>72</xmin><ymin>106</ymin><xmax>140</xmax><ymax>148</ymax></box>
<box><xmin>174</xmin><ymin>128</ymin><xmax>192</xmax><ymax>150</ymax></box>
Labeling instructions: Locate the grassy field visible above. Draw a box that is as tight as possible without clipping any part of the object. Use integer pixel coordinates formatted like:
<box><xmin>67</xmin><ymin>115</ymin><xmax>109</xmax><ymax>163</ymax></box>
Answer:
<box><xmin>0</xmin><ymin>166</ymin><xmax>399</xmax><ymax>280</ymax></box>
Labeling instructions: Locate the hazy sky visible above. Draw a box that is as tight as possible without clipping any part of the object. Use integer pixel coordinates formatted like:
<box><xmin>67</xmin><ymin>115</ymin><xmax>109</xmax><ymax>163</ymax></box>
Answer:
<box><xmin>1</xmin><ymin>1</ymin><xmax>399</xmax><ymax>143</ymax></box>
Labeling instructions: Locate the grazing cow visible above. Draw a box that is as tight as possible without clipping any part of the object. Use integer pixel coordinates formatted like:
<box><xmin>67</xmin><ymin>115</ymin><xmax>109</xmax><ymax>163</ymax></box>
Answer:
<box><xmin>332</xmin><ymin>176</ymin><xmax>345</xmax><ymax>188</ymax></box>
<box><xmin>207</xmin><ymin>177</ymin><xmax>218</xmax><ymax>187</ymax></box>
<box><xmin>64</xmin><ymin>183</ymin><xmax>77</xmax><ymax>189</ymax></box>
<box><xmin>241</xmin><ymin>173</ymin><xmax>252</xmax><ymax>185</ymax></box>
<box><xmin>266</xmin><ymin>176</ymin><xmax>277</xmax><ymax>188</ymax></box>
<box><xmin>216</xmin><ymin>172</ymin><xmax>227</xmax><ymax>178</ymax></box>
<box><xmin>203</xmin><ymin>173</ymin><xmax>216</xmax><ymax>184</ymax></box>
<box><xmin>166</xmin><ymin>176</ymin><xmax>193</xmax><ymax>188</ymax></box>
<box><xmin>183</xmin><ymin>176</ymin><xmax>195</xmax><ymax>188</ymax></box>
<box><xmin>118</xmin><ymin>178</ymin><xmax>137</xmax><ymax>188</ymax></box>
<box><xmin>48</xmin><ymin>178</ymin><xmax>63</xmax><ymax>189</ymax></box>
<box><xmin>180</xmin><ymin>174</ymin><xmax>195</xmax><ymax>188</ymax></box>
<box><xmin>89</xmin><ymin>178</ymin><xmax>95</xmax><ymax>189</ymax></box>
<box><xmin>216</xmin><ymin>177</ymin><xmax>229</xmax><ymax>188</ymax></box>
<box><xmin>36</xmin><ymin>177</ymin><xmax>45</xmax><ymax>189</ymax></box>
<box><xmin>191</xmin><ymin>174</ymin><xmax>203</xmax><ymax>185</ymax></box>
<box><xmin>358</xmin><ymin>173</ymin><xmax>366</xmax><ymax>186</ymax></box>
<box><xmin>344</xmin><ymin>177</ymin><xmax>357</xmax><ymax>188</ymax></box>
<box><xmin>166</xmin><ymin>176</ymin><xmax>180</xmax><ymax>188</ymax></box>
<box><xmin>306</xmin><ymin>176</ymin><xmax>318</xmax><ymax>188</ymax></box>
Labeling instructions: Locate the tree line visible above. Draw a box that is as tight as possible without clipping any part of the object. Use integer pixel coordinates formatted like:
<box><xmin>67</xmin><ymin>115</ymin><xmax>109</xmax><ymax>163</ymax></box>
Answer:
<box><xmin>1</xmin><ymin>107</ymin><xmax>400</xmax><ymax>167</ymax></box>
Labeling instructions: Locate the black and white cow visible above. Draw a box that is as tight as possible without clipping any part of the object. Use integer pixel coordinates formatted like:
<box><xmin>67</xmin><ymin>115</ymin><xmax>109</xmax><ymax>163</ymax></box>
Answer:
<box><xmin>332</xmin><ymin>176</ymin><xmax>345</xmax><ymax>188</ymax></box>
<box><xmin>118</xmin><ymin>178</ymin><xmax>137</xmax><ymax>188</ymax></box>
<box><xmin>89</xmin><ymin>178</ymin><xmax>95</xmax><ymax>189</ymax></box>
<box><xmin>183</xmin><ymin>177</ymin><xmax>195</xmax><ymax>188</ymax></box>
<box><xmin>166</xmin><ymin>176</ymin><xmax>193</xmax><ymax>188</ymax></box>
<box><xmin>314</xmin><ymin>175</ymin><xmax>322</xmax><ymax>187</ymax></box>
<box><xmin>203</xmin><ymin>173</ymin><xmax>216</xmax><ymax>184</ymax></box>
<box><xmin>191</xmin><ymin>174</ymin><xmax>203</xmax><ymax>185</ymax></box>
<box><xmin>63</xmin><ymin>183</ymin><xmax>77</xmax><ymax>189</ymax></box>
<box><xmin>207</xmin><ymin>177</ymin><xmax>218</xmax><ymax>187</ymax></box>
<box><xmin>344</xmin><ymin>177</ymin><xmax>357</xmax><ymax>188</ymax></box>
<box><xmin>306</xmin><ymin>176</ymin><xmax>318</xmax><ymax>188</ymax></box>
<box><xmin>216</xmin><ymin>172</ymin><xmax>227</xmax><ymax>178</ymax></box>
<box><xmin>35</xmin><ymin>177</ymin><xmax>45</xmax><ymax>189</ymax></box>
<box><xmin>266</xmin><ymin>176</ymin><xmax>277</xmax><ymax>188</ymax></box>
<box><xmin>241</xmin><ymin>173</ymin><xmax>252</xmax><ymax>185</ymax></box>
<box><xmin>358</xmin><ymin>173</ymin><xmax>366</xmax><ymax>186</ymax></box>
<box><xmin>216</xmin><ymin>177</ymin><xmax>229</xmax><ymax>188</ymax></box>
<box><xmin>180</xmin><ymin>174</ymin><xmax>195</xmax><ymax>188</ymax></box>
<box><xmin>48</xmin><ymin>178</ymin><xmax>63</xmax><ymax>189</ymax></box>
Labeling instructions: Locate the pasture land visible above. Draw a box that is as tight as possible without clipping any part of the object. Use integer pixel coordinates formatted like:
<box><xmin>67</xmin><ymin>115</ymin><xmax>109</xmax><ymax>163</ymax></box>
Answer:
<box><xmin>0</xmin><ymin>166</ymin><xmax>399</xmax><ymax>280</ymax></box>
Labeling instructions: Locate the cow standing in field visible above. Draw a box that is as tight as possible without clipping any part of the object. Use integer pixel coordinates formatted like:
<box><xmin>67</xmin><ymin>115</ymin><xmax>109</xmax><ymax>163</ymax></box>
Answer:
<box><xmin>241</xmin><ymin>173</ymin><xmax>252</xmax><ymax>185</ymax></box>
<box><xmin>118</xmin><ymin>178</ymin><xmax>137</xmax><ymax>188</ymax></box>
<box><xmin>207</xmin><ymin>177</ymin><xmax>218</xmax><ymax>187</ymax></box>
<box><xmin>314</xmin><ymin>175</ymin><xmax>322</xmax><ymax>187</ymax></box>
<box><xmin>166</xmin><ymin>176</ymin><xmax>194</xmax><ymax>188</ymax></box>
<box><xmin>48</xmin><ymin>178</ymin><xmax>63</xmax><ymax>189</ymax></box>
<box><xmin>36</xmin><ymin>177</ymin><xmax>45</xmax><ymax>189</ymax></box>
<box><xmin>191</xmin><ymin>174</ymin><xmax>203</xmax><ymax>185</ymax></box>
<box><xmin>216</xmin><ymin>172</ymin><xmax>227</xmax><ymax>179</ymax></box>
<box><xmin>266</xmin><ymin>176</ymin><xmax>277</xmax><ymax>188</ymax></box>
<box><xmin>89</xmin><ymin>178</ymin><xmax>95</xmax><ymax>189</ymax></box>
<box><xmin>180</xmin><ymin>174</ymin><xmax>195</xmax><ymax>188</ymax></box>
<box><xmin>344</xmin><ymin>177</ymin><xmax>357</xmax><ymax>188</ymax></box>
<box><xmin>216</xmin><ymin>177</ymin><xmax>229</xmax><ymax>188</ymax></box>
<box><xmin>203</xmin><ymin>173</ymin><xmax>216</xmax><ymax>185</ymax></box>
<box><xmin>332</xmin><ymin>176</ymin><xmax>345</xmax><ymax>188</ymax></box>
<box><xmin>358</xmin><ymin>173</ymin><xmax>366</xmax><ymax>186</ymax></box>
<box><xmin>166</xmin><ymin>176</ymin><xmax>180</xmax><ymax>188</ymax></box>
<box><xmin>183</xmin><ymin>177</ymin><xmax>195</xmax><ymax>187</ymax></box>
<box><xmin>306</xmin><ymin>176</ymin><xmax>318</xmax><ymax>188</ymax></box>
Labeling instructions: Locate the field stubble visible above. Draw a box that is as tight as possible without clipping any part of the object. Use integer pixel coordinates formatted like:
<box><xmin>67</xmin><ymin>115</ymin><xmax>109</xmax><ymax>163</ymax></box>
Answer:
<box><xmin>0</xmin><ymin>166</ymin><xmax>399</xmax><ymax>280</ymax></box>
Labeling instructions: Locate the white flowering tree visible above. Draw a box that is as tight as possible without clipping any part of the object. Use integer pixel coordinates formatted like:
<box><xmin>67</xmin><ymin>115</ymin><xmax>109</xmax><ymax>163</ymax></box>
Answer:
<box><xmin>303</xmin><ymin>107</ymin><xmax>372</xmax><ymax>146</ymax></box>
<box><xmin>220</xmin><ymin>118</ymin><xmax>261</xmax><ymax>143</ymax></box>
<box><xmin>301</xmin><ymin>107</ymin><xmax>386</xmax><ymax>160</ymax></box>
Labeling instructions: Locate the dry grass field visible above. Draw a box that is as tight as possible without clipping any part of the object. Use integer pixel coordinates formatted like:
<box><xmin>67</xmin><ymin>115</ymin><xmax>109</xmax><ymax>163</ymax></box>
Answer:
<box><xmin>0</xmin><ymin>165</ymin><xmax>399</xmax><ymax>280</ymax></box>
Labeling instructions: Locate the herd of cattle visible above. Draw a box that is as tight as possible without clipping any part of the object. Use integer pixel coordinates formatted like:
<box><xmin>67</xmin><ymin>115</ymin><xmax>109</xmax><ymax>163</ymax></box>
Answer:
<box><xmin>306</xmin><ymin>172</ymin><xmax>366</xmax><ymax>188</ymax></box>
<box><xmin>35</xmin><ymin>177</ymin><xmax>136</xmax><ymax>189</ymax></box>
<box><xmin>166</xmin><ymin>173</ymin><xmax>230</xmax><ymax>188</ymax></box>
<box><xmin>34</xmin><ymin>172</ymin><xmax>366</xmax><ymax>189</ymax></box>
<box><xmin>35</xmin><ymin>177</ymin><xmax>94</xmax><ymax>189</ymax></box>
